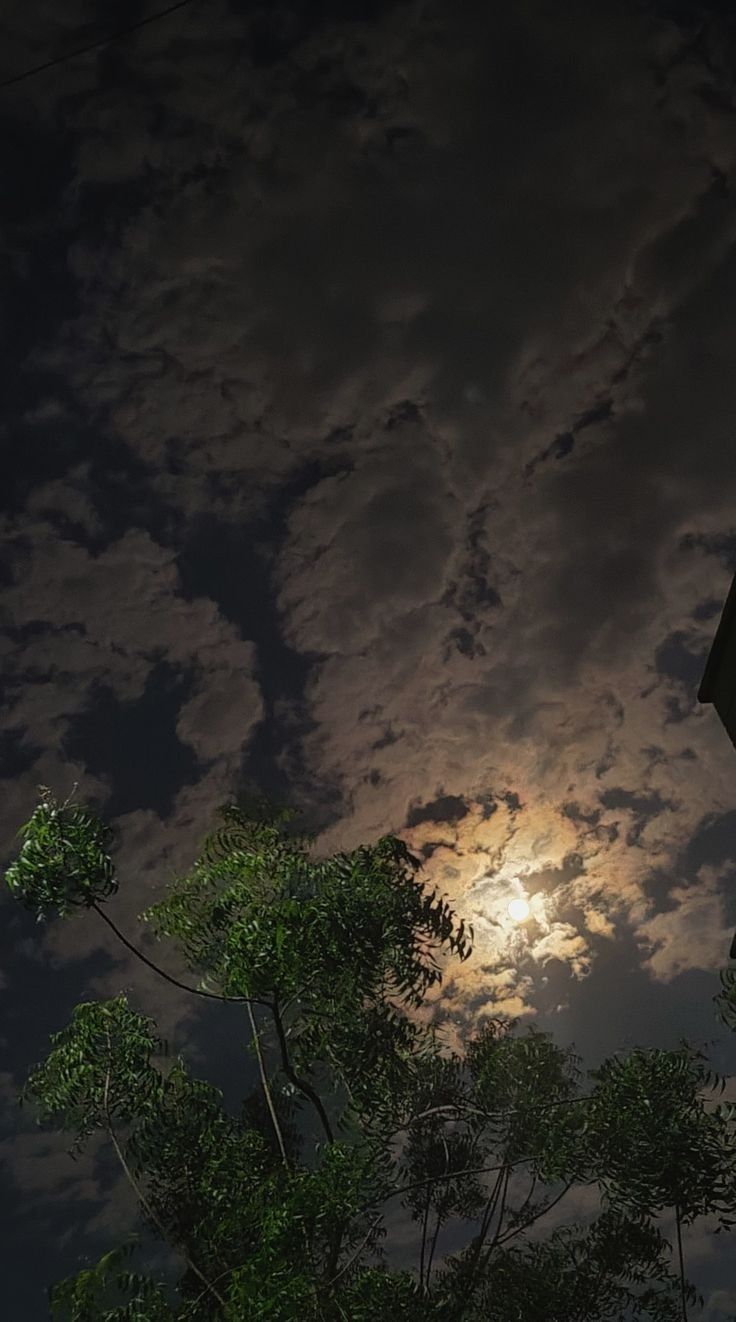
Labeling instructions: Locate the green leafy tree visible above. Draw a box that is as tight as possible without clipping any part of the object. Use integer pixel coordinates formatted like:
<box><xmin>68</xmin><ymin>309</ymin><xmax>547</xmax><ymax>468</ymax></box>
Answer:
<box><xmin>7</xmin><ymin>787</ymin><xmax>736</xmax><ymax>1320</ymax></box>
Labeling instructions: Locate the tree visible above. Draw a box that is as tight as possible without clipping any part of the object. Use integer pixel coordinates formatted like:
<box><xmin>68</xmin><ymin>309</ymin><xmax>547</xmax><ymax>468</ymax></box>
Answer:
<box><xmin>6</xmin><ymin>785</ymin><xmax>736</xmax><ymax>1320</ymax></box>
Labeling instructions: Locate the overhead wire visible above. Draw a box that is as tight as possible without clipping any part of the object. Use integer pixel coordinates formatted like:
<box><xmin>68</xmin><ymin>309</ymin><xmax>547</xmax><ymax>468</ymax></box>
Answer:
<box><xmin>0</xmin><ymin>0</ymin><xmax>198</xmax><ymax>91</ymax></box>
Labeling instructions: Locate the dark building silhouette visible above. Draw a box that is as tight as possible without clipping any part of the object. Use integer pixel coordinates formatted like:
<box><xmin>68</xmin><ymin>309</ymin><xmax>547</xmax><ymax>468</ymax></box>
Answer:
<box><xmin>698</xmin><ymin>571</ymin><xmax>736</xmax><ymax>960</ymax></box>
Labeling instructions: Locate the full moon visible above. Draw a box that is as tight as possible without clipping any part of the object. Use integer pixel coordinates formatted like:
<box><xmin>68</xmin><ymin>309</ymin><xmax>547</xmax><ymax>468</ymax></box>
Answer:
<box><xmin>507</xmin><ymin>897</ymin><xmax>530</xmax><ymax>922</ymax></box>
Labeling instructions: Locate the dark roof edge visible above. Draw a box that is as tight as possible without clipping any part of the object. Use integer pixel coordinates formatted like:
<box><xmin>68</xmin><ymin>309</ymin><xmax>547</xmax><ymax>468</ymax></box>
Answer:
<box><xmin>698</xmin><ymin>569</ymin><xmax>736</xmax><ymax>703</ymax></box>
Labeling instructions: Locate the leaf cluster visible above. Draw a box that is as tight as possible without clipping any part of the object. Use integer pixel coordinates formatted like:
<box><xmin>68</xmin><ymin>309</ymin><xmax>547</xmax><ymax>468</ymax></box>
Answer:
<box><xmin>139</xmin><ymin>807</ymin><xmax>472</xmax><ymax>1137</ymax></box>
<box><xmin>586</xmin><ymin>1046</ymin><xmax>736</xmax><ymax>1224</ymax></box>
<box><xmin>5</xmin><ymin>787</ymin><xmax>116</xmax><ymax>921</ymax></box>
<box><xmin>20</xmin><ymin>996</ymin><xmax>163</xmax><ymax>1155</ymax></box>
<box><xmin>442</xmin><ymin>1209</ymin><xmax>701</xmax><ymax>1321</ymax></box>
<box><xmin>8</xmin><ymin>789</ymin><xmax>736</xmax><ymax>1321</ymax></box>
<box><xmin>49</xmin><ymin>1239</ymin><xmax>174</xmax><ymax>1322</ymax></box>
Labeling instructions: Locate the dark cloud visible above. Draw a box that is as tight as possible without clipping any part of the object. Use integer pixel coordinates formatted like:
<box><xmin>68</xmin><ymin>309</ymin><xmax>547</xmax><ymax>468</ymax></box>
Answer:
<box><xmin>62</xmin><ymin>662</ymin><xmax>203</xmax><ymax>818</ymax></box>
<box><xmin>406</xmin><ymin>793</ymin><xmax>469</xmax><ymax>828</ymax></box>
<box><xmin>686</xmin><ymin>808</ymin><xmax>736</xmax><ymax>867</ymax></box>
<box><xmin>655</xmin><ymin>630</ymin><xmax>710</xmax><ymax>686</ymax></box>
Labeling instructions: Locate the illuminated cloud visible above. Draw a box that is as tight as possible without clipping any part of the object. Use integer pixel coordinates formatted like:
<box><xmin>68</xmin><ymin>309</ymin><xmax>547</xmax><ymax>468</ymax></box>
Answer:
<box><xmin>636</xmin><ymin>862</ymin><xmax>736</xmax><ymax>982</ymax></box>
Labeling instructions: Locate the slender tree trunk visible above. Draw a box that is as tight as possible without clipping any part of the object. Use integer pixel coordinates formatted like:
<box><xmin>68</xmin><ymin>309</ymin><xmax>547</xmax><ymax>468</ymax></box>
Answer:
<box><xmin>675</xmin><ymin>1203</ymin><xmax>688</xmax><ymax>1322</ymax></box>
<box><xmin>419</xmin><ymin>1186</ymin><xmax>433</xmax><ymax>1291</ymax></box>
<box><xmin>247</xmin><ymin>1001</ymin><xmax>289</xmax><ymax>1167</ymax></box>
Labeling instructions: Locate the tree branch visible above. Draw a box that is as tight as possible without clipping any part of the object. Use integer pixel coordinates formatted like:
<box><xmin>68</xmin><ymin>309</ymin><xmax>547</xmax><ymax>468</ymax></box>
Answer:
<box><xmin>270</xmin><ymin>997</ymin><xmax>334</xmax><ymax>1144</ymax></box>
<box><xmin>494</xmin><ymin>1177</ymin><xmax>575</xmax><ymax>1248</ymax></box>
<box><xmin>454</xmin><ymin>1160</ymin><xmax>506</xmax><ymax>1311</ymax></box>
<box><xmin>247</xmin><ymin>1001</ymin><xmax>289</xmax><ymax>1168</ymax></box>
<box><xmin>419</xmin><ymin>1184</ymin><xmax>432</xmax><ymax>1292</ymax></box>
<box><xmin>101</xmin><ymin>1025</ymin><xmax>227</xmax><ymax>1313</ymax></box>
<box><xmin>327</xmin><ymin>1213</ymin><xmax>384</xmax><ymax>1289</ymax></box>
<box><xmin>426</xmin><ymin>1132</ymin><xmax>452</xmax><ymax>1289</ymax></box>
<box><xmin>511</xmin><ymin>1171</ymin><xmax>537</xmax><ymax>1228</ymax></box>
<box><xmin>426</xmin><ymin>1205</ymin><xmax>443</xmax><ymax>1289</ymax></box>
<box><xmin>269</xmin><ymin>1000</ymin><xmax>342</xmax><ymax>1285</ymax></box>
<box><xmin>480</xmin><ymin>1167</ymin><xmax>506</xmax><ymax>1244</ymax></box>
<box><xmin>489</xmin><ymin>1163</ymin><xmax>511</xmax><ymax>1248</ymax></box>
<box><xmin>92</xmin><ymin>902</ymin><xmax>269</xmax><ymax>1007</ymax></box>
<box><xmin>373</xmin><ymin>1154</ymin><xmax>532</xmax><ymax>1214</ymax></box>
<box><xmin>280</xmin><ymin>975</ymin><xmax>320</xmax><ymax>1019</ymax></box>
<box><xmin>387</xmin><ymin>1084</ymin><xmax>736</xmax><ymax>1144</ymax></box>
<box><xmin>675</xmin><ymin>1202</ymin><xmax>688</xmax><ymax>1322</ymax></box>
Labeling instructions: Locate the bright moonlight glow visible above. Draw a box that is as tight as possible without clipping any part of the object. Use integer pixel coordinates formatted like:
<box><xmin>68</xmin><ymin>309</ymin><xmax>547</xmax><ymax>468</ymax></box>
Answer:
<box><xmin>507</xmin><ymin>897</ymin><xmax>530</xmax><ymax>922</ymax></box>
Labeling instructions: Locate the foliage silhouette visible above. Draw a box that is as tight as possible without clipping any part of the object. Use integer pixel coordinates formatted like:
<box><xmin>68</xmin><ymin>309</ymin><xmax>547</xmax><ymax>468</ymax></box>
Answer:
<box><xmin>7</xmin><ymin>788</ymin><xmax>736</xmax><ymax>1320</ymax></box>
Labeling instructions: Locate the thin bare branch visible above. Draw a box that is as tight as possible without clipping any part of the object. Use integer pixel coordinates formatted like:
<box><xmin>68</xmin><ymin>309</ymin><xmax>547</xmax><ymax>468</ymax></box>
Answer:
<box><xmin>270</xmin><ymin>997</ymin><xmax>334</xmax><ymax>1143</ymax></box>
<box><xmin>92</xmin><ymin>903</ymin><xmax>269</xmax><ymax>1007</ymax></box>
<box><xmin>247</xmin><ymin>1001</ymin><xmax>289</xmax><ymax>1167</ymax></box>
<box><xmin>494</xmin><ymin>1177</ymin><xmax>575</xmax><ymax>1249</ymax></box>
<box><xmin>675</xmin><ymin>1203</ymin><xmax>689</xmax><ymax>1322</ymax></box>
<box><xmin>419</xmin><ymin>1185</ymin><xmax>432</xmax><ymax>1292</ymax></box>
<box><xmin>327</xmin><ymin>1214</ymin><xmax>384</xmax><ymax>1289</ymax></box>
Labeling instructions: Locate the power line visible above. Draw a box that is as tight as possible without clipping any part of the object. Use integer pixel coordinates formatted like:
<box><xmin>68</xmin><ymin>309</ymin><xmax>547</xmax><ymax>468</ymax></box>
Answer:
<box><xmin>0</xmin><ymin>0</ymin><xmax>198</xmax><ymax>92</ymax></box>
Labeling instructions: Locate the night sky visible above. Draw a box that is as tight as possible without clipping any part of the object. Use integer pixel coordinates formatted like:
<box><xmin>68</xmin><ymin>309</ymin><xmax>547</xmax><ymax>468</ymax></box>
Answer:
<box><xmin>4</xmin><ymin>0</ymin><xmax>736</xmax><ymax>1315</ymax></box>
